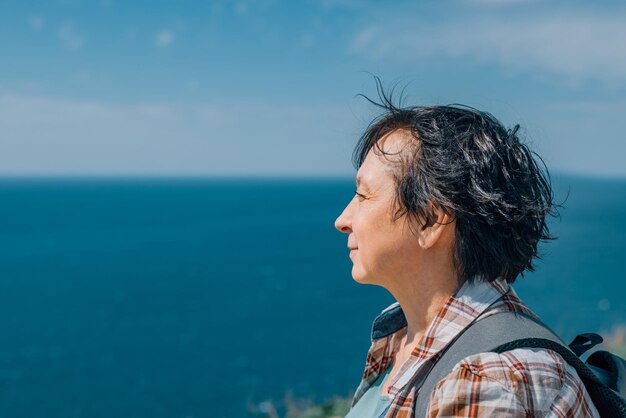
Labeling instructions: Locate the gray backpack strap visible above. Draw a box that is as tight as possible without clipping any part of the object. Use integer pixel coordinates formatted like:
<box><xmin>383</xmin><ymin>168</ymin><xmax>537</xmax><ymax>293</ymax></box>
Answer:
<box><xmin>414</xmin><ymin>311</ymin><xmax>564</xmax><ymax>418</ymax></box>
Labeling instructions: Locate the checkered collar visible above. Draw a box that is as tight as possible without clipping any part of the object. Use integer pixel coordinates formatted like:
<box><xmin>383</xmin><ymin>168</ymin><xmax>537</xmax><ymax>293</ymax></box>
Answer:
<box><xmin>370</xmin><ymin>277</ymin><xmax>511</xmax><ymax>342</ymax></box>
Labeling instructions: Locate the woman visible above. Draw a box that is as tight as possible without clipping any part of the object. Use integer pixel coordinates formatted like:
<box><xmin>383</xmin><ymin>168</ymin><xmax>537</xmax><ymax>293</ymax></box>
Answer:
<box><xmin>334</xmin><ymin>92</ymin><xmax>600</xmax><ymax>417</ymax></box>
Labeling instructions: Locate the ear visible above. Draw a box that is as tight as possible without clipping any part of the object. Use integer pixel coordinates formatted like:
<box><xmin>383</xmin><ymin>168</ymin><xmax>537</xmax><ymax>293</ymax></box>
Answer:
<box><xmin>417</xmin><ymin>203</ymin><xmax>455</xmax><ymax>249</ymax></box>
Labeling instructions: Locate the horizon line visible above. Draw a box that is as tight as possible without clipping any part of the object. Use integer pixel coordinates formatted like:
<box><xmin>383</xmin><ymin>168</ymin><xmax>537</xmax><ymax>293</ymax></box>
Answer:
<box><xmin>0</xmin><ymin>170</ymin><xmax>625</xmax><ymax>182</ymax></box>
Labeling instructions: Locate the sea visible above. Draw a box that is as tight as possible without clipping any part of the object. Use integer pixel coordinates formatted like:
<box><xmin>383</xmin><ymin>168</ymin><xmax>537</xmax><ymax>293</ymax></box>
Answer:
<box><xmin>0</xmin><ymin>174</ymin><xmax>624</xmax><ymax>418</ymax></box>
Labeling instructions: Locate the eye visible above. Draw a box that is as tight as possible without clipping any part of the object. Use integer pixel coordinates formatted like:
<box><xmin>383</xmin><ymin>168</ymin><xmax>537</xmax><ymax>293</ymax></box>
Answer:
<box><xmin>355</xmin><ymin>190</ymin><xmax>367</xmax><ymax>200</ymax></box>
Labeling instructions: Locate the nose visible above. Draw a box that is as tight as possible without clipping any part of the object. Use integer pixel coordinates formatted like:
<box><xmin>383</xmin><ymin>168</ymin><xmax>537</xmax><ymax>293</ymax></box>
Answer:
<box><xmin>334</xmin><ymin>197</ymin><xmax>354</xmax><ymax>234</ymax></box>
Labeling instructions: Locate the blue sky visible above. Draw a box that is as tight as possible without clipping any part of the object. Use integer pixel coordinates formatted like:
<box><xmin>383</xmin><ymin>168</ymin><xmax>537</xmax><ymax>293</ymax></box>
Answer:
<box><xmin>1</xmin><ymin>0</ymin><xmax>626</xmax><ymax>177</ymax></box>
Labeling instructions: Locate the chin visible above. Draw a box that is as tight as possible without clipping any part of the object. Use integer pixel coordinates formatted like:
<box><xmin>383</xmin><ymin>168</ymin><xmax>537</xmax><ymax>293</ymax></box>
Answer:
<box><xmin>351</xmin><ymin>266</ymin><xmax>374</xmax><ymax>284</ymax></box>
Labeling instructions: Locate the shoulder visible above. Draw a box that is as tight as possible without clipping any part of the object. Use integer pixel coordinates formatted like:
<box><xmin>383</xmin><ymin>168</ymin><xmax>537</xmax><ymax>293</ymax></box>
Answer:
<box><xmin>427</xmin><ymin>348</ymin><xmax>600</xmax><ymax>417</ymax></box>
<box><xmin>449</xmin><ymin>348</ymin><xmax>567</xmax><ymax>397</ymax></box>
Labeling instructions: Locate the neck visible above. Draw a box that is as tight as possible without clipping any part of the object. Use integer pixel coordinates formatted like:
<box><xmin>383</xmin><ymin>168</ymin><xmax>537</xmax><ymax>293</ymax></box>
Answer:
<box><xmin>386</xmin><ymin>262</ymin><xmax>460</xmax><ymax>346</ymax></box>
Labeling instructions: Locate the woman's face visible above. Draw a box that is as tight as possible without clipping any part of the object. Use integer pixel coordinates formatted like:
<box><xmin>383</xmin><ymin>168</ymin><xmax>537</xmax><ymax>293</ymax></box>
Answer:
<box><xmin>334</xmin><ymin>131</ymin><xmax>422</xmax><ymax>286</ymax></box>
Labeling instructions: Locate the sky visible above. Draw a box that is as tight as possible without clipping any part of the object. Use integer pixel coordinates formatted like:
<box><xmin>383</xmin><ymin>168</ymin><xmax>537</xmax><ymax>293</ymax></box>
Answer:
<box><xmin>1</xmin><ymin>0</ymin><xmax>626</xmax><ymax>177</ymax></box>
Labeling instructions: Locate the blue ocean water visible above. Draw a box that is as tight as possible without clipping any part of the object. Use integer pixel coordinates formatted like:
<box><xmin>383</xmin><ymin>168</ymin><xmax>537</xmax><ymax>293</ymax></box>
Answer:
<box><xmin>0</xmin><ymin>175</ymin><xmax>624</xmax><ymax>418</ymax></box>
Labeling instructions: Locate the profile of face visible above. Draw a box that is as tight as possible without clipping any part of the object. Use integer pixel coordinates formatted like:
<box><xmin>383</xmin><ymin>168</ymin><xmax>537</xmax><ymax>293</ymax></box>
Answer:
<box><xmin>334</xmin><ymin>130</ymin><xmax>424</xmax><ymax>286</ymax></box>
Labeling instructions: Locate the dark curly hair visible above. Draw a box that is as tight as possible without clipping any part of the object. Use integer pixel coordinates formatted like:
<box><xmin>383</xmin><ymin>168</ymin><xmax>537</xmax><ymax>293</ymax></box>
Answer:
<box><xmin>353</xmin><ymin>81</ymin><xmax>562</xmax><ymax>284</ymax></box>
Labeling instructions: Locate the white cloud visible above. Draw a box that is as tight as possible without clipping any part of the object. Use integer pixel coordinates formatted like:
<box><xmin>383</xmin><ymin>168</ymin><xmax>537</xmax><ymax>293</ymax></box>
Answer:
<box><xmin>0</xmin><ymin>94</ymin><xmax>355</xmax><ymax>176</ymax></box>
<box><xmin>352</xmin><ymin>12</ymin><xmax>626</xmax><ymax>85</ymax></box>
<box><xmin>1</xmin><ymin>93</ymin><xmax>625</xmax><ymax>177</ymax></box>
<box><xmin>58</xmin><ymin>23</ymin><xmax>85</xmax><ymax>50</ymax></box>
<box><xmin>29</xmin><ymin>15</ymin><xmax>45</xmax><ymax>31</ymax></box>
<box><xmin>521</xmin><ymin>99</ymin><xmax>626</xmax><ymax>179</ymax></box>
<box><xmin>156</xmin><ymin>29</ymin><xmax>174</xmax><ymax>47</ymax></box>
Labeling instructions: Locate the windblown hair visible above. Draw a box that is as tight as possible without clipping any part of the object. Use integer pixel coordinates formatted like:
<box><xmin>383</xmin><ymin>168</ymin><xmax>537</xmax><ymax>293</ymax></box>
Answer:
<box><xmin>353</xmin><ymin>81</ymin><xmax>561</xmax><ymax>284</ymax></box>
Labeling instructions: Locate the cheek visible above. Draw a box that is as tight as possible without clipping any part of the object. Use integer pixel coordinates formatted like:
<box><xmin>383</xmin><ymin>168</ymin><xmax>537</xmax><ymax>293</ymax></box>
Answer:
<box><xmin>356</xmin><ymin>224</ymin><xmax>403</xmax><ymax>264</ymax></box>
<box><xmin>361</xmin><ymin>221</ymin><xmax>418</xmax><ymax>270</ymax></box>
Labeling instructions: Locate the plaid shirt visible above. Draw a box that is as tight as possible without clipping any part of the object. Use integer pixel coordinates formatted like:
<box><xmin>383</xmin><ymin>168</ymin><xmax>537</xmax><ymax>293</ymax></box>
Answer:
<box><xmin>350</xmin><ymin>278</ymin><xmax>600</xmax><ymax>417</ymax></box>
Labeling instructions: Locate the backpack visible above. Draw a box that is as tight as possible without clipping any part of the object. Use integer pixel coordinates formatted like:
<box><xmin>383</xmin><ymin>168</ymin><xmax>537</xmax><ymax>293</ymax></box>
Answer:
<box><xmin>411</xmin><ymin>311</ymin><xmax>626</xmax><ymax>418</ymax></box>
